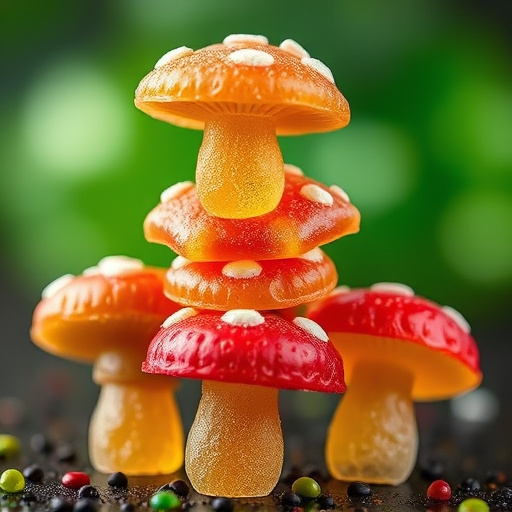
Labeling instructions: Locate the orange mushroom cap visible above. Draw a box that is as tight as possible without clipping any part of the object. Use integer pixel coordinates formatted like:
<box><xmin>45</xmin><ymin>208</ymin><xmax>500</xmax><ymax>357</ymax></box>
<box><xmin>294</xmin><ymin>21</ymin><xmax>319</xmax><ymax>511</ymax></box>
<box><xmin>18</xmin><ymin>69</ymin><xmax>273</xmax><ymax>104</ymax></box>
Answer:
<box><xmin>31</xmin><ymin>256</ymin><xmax>181</xmax><ymax>363</ymax></box>
<box><xmin>307</xmin><ymin>284</ymin><xmax>482</xmax><ymax>401</ymax></box>
<box><xmin>144</xmin><ymin>169</ymin><xmax>360</xmax><ymax>261</ymax></box>
<box><xmin>134</xmin><ymin>35</ymin><xmax>349</xmax><ymax>135</ymax></box>
<box><xmin>164</xmin><ymin>248</ymin><xmax>337</xmax><ymax>311</ymax></box>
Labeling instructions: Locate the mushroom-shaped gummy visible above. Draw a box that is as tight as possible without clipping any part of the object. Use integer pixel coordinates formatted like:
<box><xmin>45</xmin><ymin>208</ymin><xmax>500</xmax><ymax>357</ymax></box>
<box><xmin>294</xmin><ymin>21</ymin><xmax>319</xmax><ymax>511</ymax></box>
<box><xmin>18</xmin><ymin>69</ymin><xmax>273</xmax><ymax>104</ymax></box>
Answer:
<box><xmin>307</xmin><ymin>284</ymin><xmax>482</xmax><ymax>485</ymax></box>
<box><xmin>135</xmin><ymin>35</ymin><xmax>349</xmax><ymax>219</ymax></box>
<box><xmin>164</xmin><ymin>247</ymin><xmax>337</xmax><ymax>311</ymax></box>
<box><xmin>30</xmin><ymin>256</ymin><xmax>184</xmax><ymax>475</ymax></box>
<box><xmin>144</xmin><ymin>169</ymin><xmax>359</xmax><ymax>262</ymax></box>
<box><xmin>143</xmin><ymin>308</ymin><xmax>345</xmax><ymax>497</ymax></box>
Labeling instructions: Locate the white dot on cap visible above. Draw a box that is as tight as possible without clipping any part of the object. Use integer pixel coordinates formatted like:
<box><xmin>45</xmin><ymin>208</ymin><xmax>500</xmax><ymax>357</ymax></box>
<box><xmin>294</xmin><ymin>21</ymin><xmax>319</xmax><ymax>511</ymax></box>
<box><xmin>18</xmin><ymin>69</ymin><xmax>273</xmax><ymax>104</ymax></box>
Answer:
<box><xmin>170</xmin><ymin>256</ymin><xmax>190</xmax><ymax>270</ymax></box>
<box><xmin>442</xmin><ymin>305</ymin><xmax>471</xmax><ymax>333</ymax></box>
<box><xmin>97</xmin><ymin>255</ymin><xmax>145</xmax><ymax>277</ymax></box>
<box><xmin>222</xmin><ymin>260</ymin><xmax>262</xmax><ymax>279</ymax></box>
<box><xmin>330</xmin><ymin>184</ymin><xmax>350</xmax><ymax>203</ymax></box>
<box><xmin>162</xmin><ymin>308</ymin><xmax>198</xmax><ymax>328</ymax></box>
<box><xmin>223</xmin><ymin>34</ymin><xmax>269</xmax><ymax>45</ymax></box>
<box><xmin>301</xmin><ymin>57</ymin><xmax>335</xmax><ymax>83</ymax></box>
<box><xmin>299</xmin><ymin>248</ymin><xmax>323</xmax><ymax>263</ymax></box>
<box><xmin>228</xmin><ymin>49</ymin><xmax>274</xmax><ymax>67</ymax></box>
<box><xmin>82</xmin><ymin>266</ymin><xmax>101</xmax><ymax>276</ymax></box>
<box><xmin>284</xmin><ymin>163</ymin><xmax>304</xmax><ymax>176</ymax></box>
<box><xmin>154</xmin><ymin>46</ymin><xmax>194</xmax><ymax>69</ymax></box>
<box><xmin>41</xmin><ymin>274</ymin><xmax>74</xmax><ymax>299</ymax></box>
<box><xmin>160</xmin><ymin>181</ymin><xmax>194</xmax><ymax>203</ymax></box>
<box><xmin>300</xmin><ymin>184</ymin><xmax>334</xmax><ymax>206</ymax></box>
<box><xmin>279</xmin><ymin>39</ymin><xmax>310</xmax><ymax>59</ymax></box>
<box><xmin>331</xmin><ymin>285</ymin><xmax>351</xmax><ymax>296</ymax></box>
<box><xmin>370</xmin><ymin>282</ymin><xmax>415</xmax><ymax>296</ymax></box>
<box><xmin>221</xmin><ymin>309</ymin><xmax>265</xmax><ymax>327</ymax></box>
<box><xmin>293</xmin><ymin>317</ymin><xmax>329</xmax><ymax>342</ymax></box>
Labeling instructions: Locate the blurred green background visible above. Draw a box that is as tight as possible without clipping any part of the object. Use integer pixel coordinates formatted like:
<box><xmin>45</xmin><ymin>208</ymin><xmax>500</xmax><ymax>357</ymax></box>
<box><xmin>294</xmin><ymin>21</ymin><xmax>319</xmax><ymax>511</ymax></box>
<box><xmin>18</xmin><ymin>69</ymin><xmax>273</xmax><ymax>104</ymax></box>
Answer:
<box><xmin>1</xmin><ymin>0</ymin><xmax>511</xmax><ymax>468</ymax></box>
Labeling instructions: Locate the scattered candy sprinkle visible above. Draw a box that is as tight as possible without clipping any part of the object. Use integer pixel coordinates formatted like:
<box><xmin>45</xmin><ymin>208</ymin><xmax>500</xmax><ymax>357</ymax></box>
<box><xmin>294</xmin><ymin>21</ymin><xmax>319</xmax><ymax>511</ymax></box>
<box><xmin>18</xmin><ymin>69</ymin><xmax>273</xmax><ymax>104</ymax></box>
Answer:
<box><xmin>458</xmin><ymin>498</ymin><xmax>489</xmax><ymax>512</ymax></box>
<box><xmin>0</xmin><ymin>468</ymin><xmax>25</xmax><ymax>493</ymax></box>
<box><xmin>74</xmin><ymin>498</ymin><xmax>98</xmax><ymax>512</ymax></box>
<box><xmin>317</xmin><ymin>494</ymin><xmax>335</xmax><ymax>509</ymax></box>
<box><xmin>61</xmin><ymin>471</ymin><xmax>90</xmax><ymax>489</ymax></box>
<box><xmin>149</xmin><ymin>491</ymin><xmax>181</xmax><ymax>510</ymax></box>
<box><xmin>0</xmin><ymin>434</ymin><xmax>21</xmax><ymax>459</ymax></box>
<box><xmin>346</xmin><ymin>481</ymin><xmax>372</xmax><ymax>498</ymax></box>
<box><xmin>107</xmin><ymin>471</ymin><xmax>128</xmax><ymax>488</ymax></box>
<box><xmin>78</xmin><ymin>485</ymin><xmax>100</xmax><ymax>499</ymax></box>
<box><xmin>280</xmin><ymin>490</ymin><xmax>302</xmax><ymax>507</ymax></box>
<box><xmin>427</xmin><ymin>480</ymin><xmax>452</xmax><ymax>501</ymax></box>
<box><xmin>210</xmin><ymin>497</ymin><xmax>234</xmax><ymax>512</ymax></box>
<box><xmin>291</xmin><ymin>476</ymin><xmax>321</xmax><ymax>499</ymax></box>
<box><xmin>22</xmin><ymin>464</ymin><xmax>44</xmax><ymax>483</ymax></box>
<box><xmin>167</xmin><ymin>480</ymin><xmax>190</xmax><ymax>498</ymax></box>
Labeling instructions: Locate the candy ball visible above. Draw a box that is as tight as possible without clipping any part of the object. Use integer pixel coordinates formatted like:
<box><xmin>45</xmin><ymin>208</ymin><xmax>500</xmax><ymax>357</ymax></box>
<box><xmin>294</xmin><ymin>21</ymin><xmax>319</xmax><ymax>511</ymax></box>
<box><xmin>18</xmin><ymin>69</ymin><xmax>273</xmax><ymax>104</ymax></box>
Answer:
<box><xmin>291</xmin><ymin>476</ymin><xmax>321</xmax><ymax>499</ymax></box>
<box><xmin>0</xmin><ymin>469</ymin><xmax>26</xmax><ymax>493</ymax></box>
<box><xmin>149</xmin><ymin>491</ymin><xmax>181</xmax><ymax>510</ymax></box>
<box><xmin>0</xmin><ymin>435</ymin><xmax>21</xmax><ymax>459</ymax></box>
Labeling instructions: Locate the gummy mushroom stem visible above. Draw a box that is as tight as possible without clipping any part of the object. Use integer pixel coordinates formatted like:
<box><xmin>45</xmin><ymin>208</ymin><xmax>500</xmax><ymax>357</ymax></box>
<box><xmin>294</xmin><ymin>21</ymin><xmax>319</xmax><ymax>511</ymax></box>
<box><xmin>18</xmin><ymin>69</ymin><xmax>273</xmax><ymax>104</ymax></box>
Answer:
<box><xmin>90</xmin><ymin>350</ymin><xmax>184</xmax><ymax>475</ymax></box>
<box><xmin>185</xmin><ymin>380</ymin><xmax>283</xmax><ymax>497</ymax></box>
<box><xmin>196</xmin><ymin>115</ymin><xmax>284</xmax><ymax>219</ymax></box>
<box><xmin>326</xmin><ymin>360</ymin><xmax>417</xmax><ymax>485</ymax></box>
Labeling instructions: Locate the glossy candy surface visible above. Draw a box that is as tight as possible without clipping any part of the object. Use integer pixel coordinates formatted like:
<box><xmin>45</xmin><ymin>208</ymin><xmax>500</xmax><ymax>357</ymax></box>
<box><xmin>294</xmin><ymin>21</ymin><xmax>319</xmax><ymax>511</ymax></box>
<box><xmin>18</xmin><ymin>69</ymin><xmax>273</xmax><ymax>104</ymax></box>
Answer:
<box><xmin>143</xmin><ymin>310</ymin><xmax>345</xmax><ymax>393</ymax></box>
<box><xmin>307</xmin><ymin>287</ymin><xmax>481</xmax><ymax>399</ymax></box>
<box><xmin>31</xmin><ymin>264</ymin><xmax>181</xmax><ymax>362</ymax></box>
<box><xmin>136</xmin><ymin>40</ymin><xmax>349</xmax><ymax>219</ymax></box>
<box><xmin>31</xmin><ymin>258</ymin><xmax>185</xmax><ymax>476</ymax></box>
<box><xmin>135</xmin><ymin>40</ymin><xmax>349</xmax><ymax>134</ymax></box>
<box><xmin>164</xmin><ymin>248</ymin><xmax>337</xmax><ymax>311</ymax></box>
<box><xmin>144</xmin><ymin>172</ymin><xmax>360</xmax><ymax>262</ymax></box>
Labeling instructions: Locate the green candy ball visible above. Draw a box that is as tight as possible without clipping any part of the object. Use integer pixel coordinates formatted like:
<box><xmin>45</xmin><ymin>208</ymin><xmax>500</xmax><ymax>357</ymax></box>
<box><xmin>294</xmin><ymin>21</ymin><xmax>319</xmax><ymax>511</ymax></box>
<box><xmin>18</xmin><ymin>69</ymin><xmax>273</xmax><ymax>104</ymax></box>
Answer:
<box><xmin>0</xmin><ymin>469</ymin><xmax>26</xmax><ymax>493</ymax></box>
<box><xmin>458</xmin><ymin>498</ymin><xmax>490</xmax><ymax>512</ymax></box>
<box><xmin>0</xmin><ymin>435</ymin><xmax>21</xmax><ymax>459</ymax></box>
<box><xmin>291</xmin><ymin>476</ymin><xmax>322</xmax><ymax>499</ymax></box>
<box><xmin>150</xmin><ymin>491</ymin><xmax>181</xmax><ymax>510</ymax></box>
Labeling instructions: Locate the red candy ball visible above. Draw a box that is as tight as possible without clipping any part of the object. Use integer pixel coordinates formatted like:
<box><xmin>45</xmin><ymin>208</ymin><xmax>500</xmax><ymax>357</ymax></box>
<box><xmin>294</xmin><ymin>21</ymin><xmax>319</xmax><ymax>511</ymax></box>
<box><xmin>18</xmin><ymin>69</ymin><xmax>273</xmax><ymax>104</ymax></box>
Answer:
<box><xmin>62</xmin><ymin>471</ymin><xmax>90</xmax><ymax>489</ymax></box>
<box><xmin>427</xmin><ymin>480</ymin><xmax>452</xmax><ymax>501</ymax></box>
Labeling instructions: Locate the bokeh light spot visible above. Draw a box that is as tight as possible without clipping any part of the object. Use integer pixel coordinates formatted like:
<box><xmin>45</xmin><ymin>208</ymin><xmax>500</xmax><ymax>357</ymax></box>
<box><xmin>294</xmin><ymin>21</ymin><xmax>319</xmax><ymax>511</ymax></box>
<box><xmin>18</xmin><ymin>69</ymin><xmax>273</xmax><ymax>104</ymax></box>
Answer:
<box><xmin>19</xmin><ymin>213</ymin><xmax>109</xmax><ymax>291</ymax></box>
<box><xmin>432</xmin><ymin>81</ymin><xmax>512</xmax><ymax>180</ymax></box>
<box><xmin>311</xmin><ymin>120</ymin><xmax>417</xmax><ymax>216</ymax></box>
<box><xmin>438</xmin><ymin>190</ymin><xmax>512</xmax><ymax>284</ymax></box>
<box><xmin>22</xmin><ymin>59</ymin><xmax>133</xmax><ymax>180</ymax></box>
<box><xmin>451</xmin><ymin>388</ymin><xmax>499</xmax><ymax>424</ymax></box>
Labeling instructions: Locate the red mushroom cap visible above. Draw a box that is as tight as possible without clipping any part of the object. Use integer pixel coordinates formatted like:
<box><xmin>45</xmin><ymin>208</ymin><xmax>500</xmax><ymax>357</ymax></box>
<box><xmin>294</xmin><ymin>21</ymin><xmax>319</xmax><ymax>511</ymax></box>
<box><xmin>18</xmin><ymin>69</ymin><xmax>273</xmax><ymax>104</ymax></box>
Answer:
<box><xmin>307</xmin><ymin>285</ymin><xmax>481</xmax><ymax>400</ymax></box>
<box><xmin>142</xmin><ymin>309</ymin><xmax>345</xmax><ymax>393</ymax></box>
